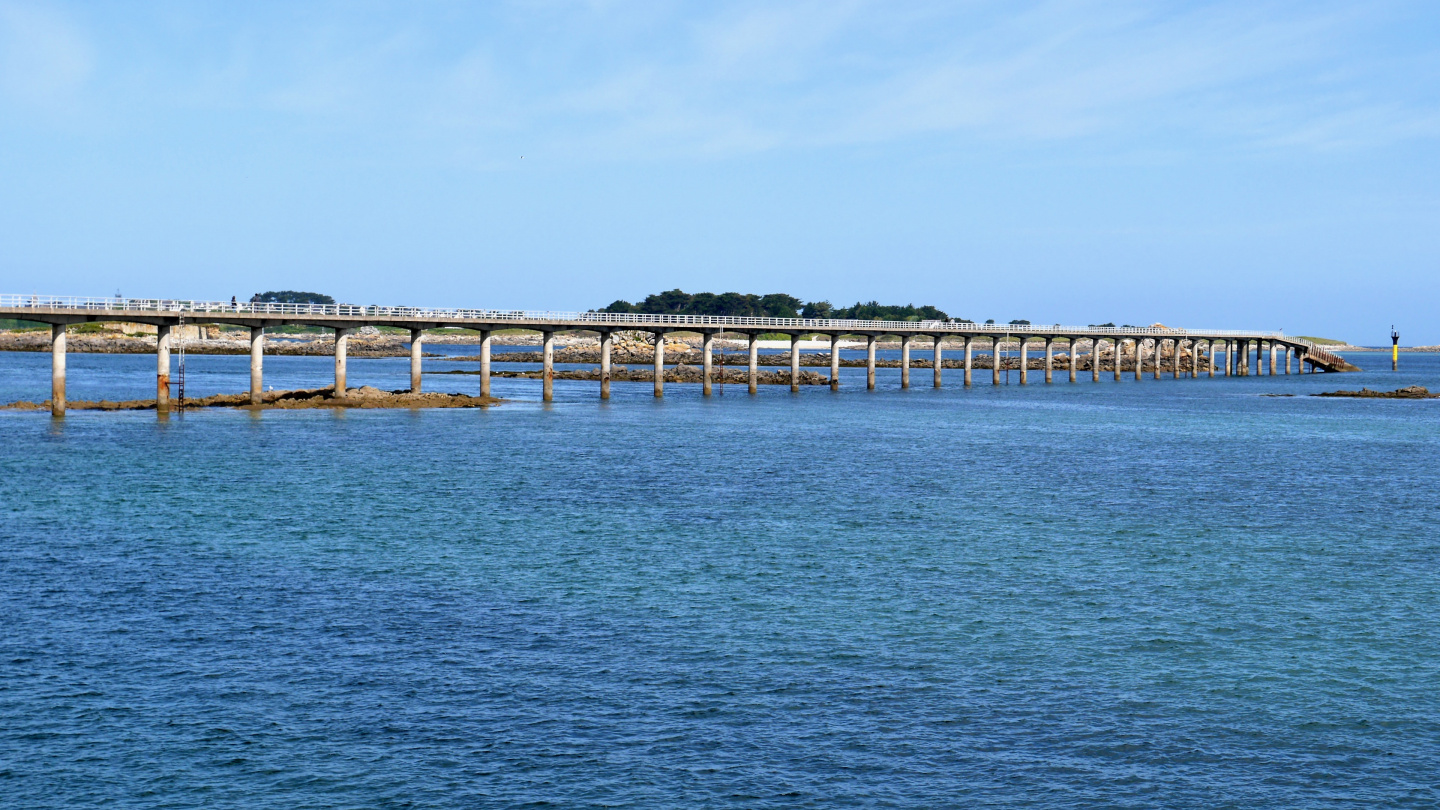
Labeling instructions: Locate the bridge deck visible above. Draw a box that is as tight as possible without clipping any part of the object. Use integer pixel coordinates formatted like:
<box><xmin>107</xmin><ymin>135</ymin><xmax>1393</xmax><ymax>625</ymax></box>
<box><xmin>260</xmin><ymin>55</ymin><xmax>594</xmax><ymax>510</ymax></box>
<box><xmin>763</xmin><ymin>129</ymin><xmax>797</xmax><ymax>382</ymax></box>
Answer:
<box><xmin>1</xmin><ymin>293</ymin><xmax>1357</xmax><ymax>416</ymax></box>
<box><xmin>3</xmin><ymin>294</ymin><xmax>1285</xmax><ymax>341</ymax></box>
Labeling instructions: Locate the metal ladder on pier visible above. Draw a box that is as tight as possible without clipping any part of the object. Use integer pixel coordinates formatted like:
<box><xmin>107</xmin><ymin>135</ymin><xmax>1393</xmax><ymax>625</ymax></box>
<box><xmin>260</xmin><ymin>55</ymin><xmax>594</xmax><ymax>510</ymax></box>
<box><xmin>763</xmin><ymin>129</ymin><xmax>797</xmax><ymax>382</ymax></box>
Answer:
<box><xmin>175</xmin><ymin>314</ymin><xmax>187</xmax><ymax>408</ymax></box>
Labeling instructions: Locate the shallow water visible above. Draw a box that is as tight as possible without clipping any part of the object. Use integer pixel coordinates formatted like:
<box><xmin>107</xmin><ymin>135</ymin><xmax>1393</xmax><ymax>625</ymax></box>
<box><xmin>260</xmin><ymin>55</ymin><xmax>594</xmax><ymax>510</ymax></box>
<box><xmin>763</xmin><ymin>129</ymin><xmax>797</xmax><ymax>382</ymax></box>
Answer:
<box><xmin>2</xmin><ymin>349</ymin><xmax>1438</xmax><ymax>808</ymax></box>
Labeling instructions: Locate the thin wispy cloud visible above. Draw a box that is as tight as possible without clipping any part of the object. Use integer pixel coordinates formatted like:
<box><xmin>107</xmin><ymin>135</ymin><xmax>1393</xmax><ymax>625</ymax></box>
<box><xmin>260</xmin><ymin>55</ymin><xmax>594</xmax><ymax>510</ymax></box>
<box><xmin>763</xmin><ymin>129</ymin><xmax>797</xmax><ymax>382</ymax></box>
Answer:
<box><xmin>8</xmin><ymin>1</ymin><xmax>1434</xmax><ymax>163</ymax></box>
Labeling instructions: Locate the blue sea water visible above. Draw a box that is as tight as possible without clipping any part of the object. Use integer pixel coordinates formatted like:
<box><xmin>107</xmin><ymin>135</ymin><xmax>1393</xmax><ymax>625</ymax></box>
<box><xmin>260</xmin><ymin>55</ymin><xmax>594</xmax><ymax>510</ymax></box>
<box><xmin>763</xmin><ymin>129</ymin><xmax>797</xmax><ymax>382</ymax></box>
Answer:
<box><xmin>2</xmin><ymin>348</ymin><xmax>1438</xmax><ymax>808</ymax></box>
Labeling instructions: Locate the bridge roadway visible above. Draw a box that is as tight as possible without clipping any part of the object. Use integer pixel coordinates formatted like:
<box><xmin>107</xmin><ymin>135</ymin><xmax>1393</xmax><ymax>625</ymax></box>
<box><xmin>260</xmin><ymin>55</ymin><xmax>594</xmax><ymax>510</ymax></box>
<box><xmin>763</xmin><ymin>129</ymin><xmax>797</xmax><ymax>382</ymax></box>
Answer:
<box><xmin>1</xmin><ymin>295</ymin><xmax>1355</xmax><ymax>415</ymax></box>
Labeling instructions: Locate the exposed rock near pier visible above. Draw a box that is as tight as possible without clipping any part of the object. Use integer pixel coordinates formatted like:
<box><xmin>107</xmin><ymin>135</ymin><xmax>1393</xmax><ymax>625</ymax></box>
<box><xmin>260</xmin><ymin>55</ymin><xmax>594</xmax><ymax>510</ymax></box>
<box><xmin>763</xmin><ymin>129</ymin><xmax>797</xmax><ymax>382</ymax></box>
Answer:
<box><xmin>1314</xmin><ymin>386</ymin><xmax>1437</xmax><ymax>399</ymax></box>
<box><xmin>2</xmin><ymin>386</ymin><xmax>501</xmax><ymax>411</ymax></box>
<box><xmin>443</xmin><ymin>366</ymin><xmax>832</xmax><ymax>385</ymax></box>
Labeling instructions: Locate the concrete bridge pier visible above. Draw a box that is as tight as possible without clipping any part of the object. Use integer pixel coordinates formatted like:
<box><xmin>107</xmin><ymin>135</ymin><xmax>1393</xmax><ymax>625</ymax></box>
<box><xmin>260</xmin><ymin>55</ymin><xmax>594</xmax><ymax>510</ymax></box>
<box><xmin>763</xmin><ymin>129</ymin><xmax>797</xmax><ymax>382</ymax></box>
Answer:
<box><xmin>748</xmin><ymin>333</ymin><xmax>759</xmax><ymax>394</ymax></box>
<box><xmin>1113</xmin><ymin>339</ymin><xmax>1122</xmax><ymax>382</ymax></box>
<box><xmin>542</xmin><ymin>330</ymin><xmax>555</xmax><ymax>402</ymax></box>
<box><xmin>1018</xmin><ymin>338</ymin><xmax>1028</xmax><ymax>385</ymax></box>
<box><xmin>1285</xmin><ymin>346</ymin><xmax>1292</xmax><ymax>374</ymax></box>
<box><xmin>653</xmin><ymin>331</ymin><xmax>665</xmax><ymax>397</ymax></box>
<box><xmin>1091</xmin><ymin>339</ymin><xmax>1100</xmax><ymax>382</ymax></box>
<box><xmin>156</xmin><ymin>324</ymin><xmax>171</xmax><ymax>412</ymax></box>
<box><xmin>1151</xmin><ymin>339</ymin><xmax>1160</xmax><ymax>380</ymax></box>
<box><xmin>1207</xmin><ymin>340</ymin><xmax>1215</xmax><ymax>377</ymax></box>
<box><xmin>1067</xmin><ymin>338</ymin><xmax>1077</xmax><ymax>382</ymax></box>
<box><xmin>790</xmin><ymin>334</ymin><xmax>802</xmax><ymax>392</ymax></box>
<box><xmin>831</xmin><ymin>334</ymin><xmax>841</xmax><ymax>390</ymax></box>
<box><xmin>1044</xmin><ymin>337</ymin><xmax>1053</xmax><ymax>383</ymax></box>
<box><xmin>900</xmin><ymin>335</ymin><xmax>912</xmax><ymax>389</ymax></box>
<box><xmin>1136</xmin><ymin>339</ymin><xmax>1145</xmax><ymax>381</ymax></box>
<box><xmin>334</xmin><ymin>327</ymin><xmax>349</xmax><ymax>395</ymax></box>
<box><xmin>249</xmin><ymin>326</ymin><xmax>264</xmax><ymax>404</ymax></box>
<box><xmin>1270</xmin><ymin>341</ymin><xmax>1278</xmax><ymax>375</ymax></box>
<box><xmin>409</xmin><ymin>329</ymin><xmax>424</xmax><ymax>393</ymax></box>
<box><xmin>993</xmin><ymin>338</ymin><xmax>1002</xmax><ymax>385</ymax></box>
<box><xmin>933</xmin><ymin>335</ymin><xmax>943</xmax><ymax>388</ymax></box>
<box><xmin>479</xmin><ymin>330</ymin><xmax>492</xmax><ymax>397</ymax></box>
<box><xmin>1173</xmin><ymin>339</ymin><xmax>1182</xmax><ymax>378</ymax></box>
<box><xmin>703</xmin><ymin>331</ymin><xmax>714</xmax><ymax>396</ymax></box>
<box><xmin>964</xmin><ymin>336</ymin><xmax>973</xmax><ymax>386</ymax></box>
<box><xmin>51</xmin><ymin>324</ymin><xmax>65</xmax><ymax>416</ymax></box>
<box><xmin>866</xmin><ymin>335</ymin><xmax>877</xmax><ymax>390</ymax></box>
<box><xmin>600</xmin><ymin>330</ymin><xmax>612</xmax><ymax>399</ymax></box>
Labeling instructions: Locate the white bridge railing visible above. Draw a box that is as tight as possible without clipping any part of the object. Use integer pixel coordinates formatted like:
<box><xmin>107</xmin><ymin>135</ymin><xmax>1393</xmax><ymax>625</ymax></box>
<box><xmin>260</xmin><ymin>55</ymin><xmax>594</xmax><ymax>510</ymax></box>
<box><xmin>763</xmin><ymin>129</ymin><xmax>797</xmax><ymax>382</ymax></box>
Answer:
<box><xmin>1</xmin><ymin>294</ymin><xmax>1286</xmax><ymax>339</ymax></box>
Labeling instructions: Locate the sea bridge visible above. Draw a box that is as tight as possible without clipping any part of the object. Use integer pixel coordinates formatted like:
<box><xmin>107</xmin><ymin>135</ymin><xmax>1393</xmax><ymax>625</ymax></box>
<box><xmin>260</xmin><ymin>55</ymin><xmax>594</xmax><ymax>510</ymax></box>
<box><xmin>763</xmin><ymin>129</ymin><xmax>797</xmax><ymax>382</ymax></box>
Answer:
<box><xmin>2</xmin><ymin>294</ymin><xmax>1357</xmax><ymax>415</ymax></box>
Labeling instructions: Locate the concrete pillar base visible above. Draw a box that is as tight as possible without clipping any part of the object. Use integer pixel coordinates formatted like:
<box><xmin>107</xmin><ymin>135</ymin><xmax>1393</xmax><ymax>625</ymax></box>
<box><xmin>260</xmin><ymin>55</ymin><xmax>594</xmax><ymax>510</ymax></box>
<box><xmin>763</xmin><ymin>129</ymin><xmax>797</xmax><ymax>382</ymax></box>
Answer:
<box><xmin>703</xmin><ymin>332</ymin><xmax>715</xmax><ymax>396</ymax></box>
<box><xmin>51</xmin><ymin>324</ymin><xmax>66</xmax><ymax>416</ymax></box>
<box><xmin>333</xmin><ymin>327</ymin><xmax>349</xmax><ymax>395</ymax></box>
<box><xmin>600</xmin><ymin>331</ymin><xmax>612</xmax><ymax>399</ymax></box>
<box><xmin>900</xmin><ymin>335</ymin><xmax>912</xmax><ymax>389</ymax></box>
<box><xmin>542</xmin><ymin>330</ymin><xmax>555</xmax><ymax>402</ymax></box>
<box><xmin>933</xmin><ymin>336</ymin><xmax>943</xmax><ymax>388</ymax></box>
<box><xmin>748</xmin><ymin>333</ymin><xmax>759</xmax><ymax>394</ymax></box>
<box><xmin>157</xmin><ymin>324</ymin><xmax>171</xmax><ymax>412</ymax></box>
<box><xmin>479</xmin><ymin>331</ymin><xmax>492</xmax><ymax>397</ymax></box>
<box><xmin>790</xmin><ymin>333</ymin><xmax>802</xmax><ymax>392</ymax></box>
<box><xmin>249</xmin><ymin>326</ymin><xmax>264</xmax><ymax>404</ymax></box>
<box><xmin>409</xmin><ymin>328</ymin><xmax>424</xmax><ymax>393</ymax></box>
<box><xmin>866</xmin><ymin>335</ymin><xmax>877</xmax><ymax>390</ymax></box>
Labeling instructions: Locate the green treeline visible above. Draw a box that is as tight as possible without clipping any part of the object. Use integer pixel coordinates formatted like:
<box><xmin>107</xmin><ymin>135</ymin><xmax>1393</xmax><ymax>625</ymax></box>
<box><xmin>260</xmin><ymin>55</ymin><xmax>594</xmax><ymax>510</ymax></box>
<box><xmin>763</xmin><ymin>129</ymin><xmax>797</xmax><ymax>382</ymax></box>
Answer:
<box><xmin>601</xmin><ymin>289</ymin><xmax>955</xmax><ymax>322</ymax></box>
<box><xmin>250</xmin><ymin>291</ymin><xmax>335</xmax><ymax>304</ymax></box>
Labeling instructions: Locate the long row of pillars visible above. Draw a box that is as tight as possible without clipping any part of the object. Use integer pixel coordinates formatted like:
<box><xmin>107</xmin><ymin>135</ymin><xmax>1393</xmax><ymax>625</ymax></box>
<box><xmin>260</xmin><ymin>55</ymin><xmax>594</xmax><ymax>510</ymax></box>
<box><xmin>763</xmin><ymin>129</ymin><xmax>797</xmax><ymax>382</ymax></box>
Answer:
<box><xmin>37</xmin><ymin>325</ymin><xmax>1317</xmax><ymax>415</ymax></box>
<box><xmin>514</xmin><ymin>332</ymin><xmax>1316</xmax><ymax>402</ymax></box>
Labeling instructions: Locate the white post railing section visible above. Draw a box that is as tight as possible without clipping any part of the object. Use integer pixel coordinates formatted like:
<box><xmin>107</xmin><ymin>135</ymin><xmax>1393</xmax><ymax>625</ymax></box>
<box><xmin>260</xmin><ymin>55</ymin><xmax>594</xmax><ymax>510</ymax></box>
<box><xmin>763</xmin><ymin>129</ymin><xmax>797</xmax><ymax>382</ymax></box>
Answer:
<box><xmin>0</xmin><ymin>294</ymin><xmax>1288</xmax><ymax>340</ymax></box>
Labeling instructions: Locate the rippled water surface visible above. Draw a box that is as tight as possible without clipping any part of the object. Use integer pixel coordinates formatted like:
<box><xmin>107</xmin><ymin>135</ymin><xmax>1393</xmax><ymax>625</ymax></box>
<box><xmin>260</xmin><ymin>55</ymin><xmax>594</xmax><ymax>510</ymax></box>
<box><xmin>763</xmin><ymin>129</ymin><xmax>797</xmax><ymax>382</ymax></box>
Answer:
<box><xmin>2</xmin><ymin>349</ymin><xmax>1438</xmax><ymax>808</ymax></box>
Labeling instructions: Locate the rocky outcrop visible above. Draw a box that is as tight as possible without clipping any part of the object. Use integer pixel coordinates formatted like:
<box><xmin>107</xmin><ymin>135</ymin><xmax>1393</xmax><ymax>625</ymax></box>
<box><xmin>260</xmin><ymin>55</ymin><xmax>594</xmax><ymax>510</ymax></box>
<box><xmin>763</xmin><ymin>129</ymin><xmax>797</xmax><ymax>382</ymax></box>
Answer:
<box><xmin>2</xmin><ymin>386</ymin><xmax>501</xmax><ymax>411</ymax></box>
<box><xmin>1315</xmin><ymin>386</ymin><xmax>1436</xmax><ymax>399</ymax></box>
<box><xmin>465</xmin><ymin>366</ymin><xmax>831</xmax><ymax>386</ymax></box>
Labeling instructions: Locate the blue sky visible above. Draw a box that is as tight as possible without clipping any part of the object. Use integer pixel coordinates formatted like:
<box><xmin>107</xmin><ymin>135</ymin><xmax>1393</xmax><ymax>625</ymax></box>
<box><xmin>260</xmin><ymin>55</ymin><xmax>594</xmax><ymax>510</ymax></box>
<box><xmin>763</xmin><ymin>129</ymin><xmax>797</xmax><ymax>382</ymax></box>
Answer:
<box><xmin>2</xmin><ymin>1</ymin><xmax>1437</xmax><ymax>343</ymax></box>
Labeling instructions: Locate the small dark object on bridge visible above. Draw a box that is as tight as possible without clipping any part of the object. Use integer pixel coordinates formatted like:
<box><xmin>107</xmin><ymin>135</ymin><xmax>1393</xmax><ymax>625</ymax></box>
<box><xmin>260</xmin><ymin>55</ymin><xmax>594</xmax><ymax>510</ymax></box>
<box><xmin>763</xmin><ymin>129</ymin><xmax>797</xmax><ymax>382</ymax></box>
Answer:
<box><xmin>1314</xmin><ymin>386</ymin><xmax>1436</xmax><ymax>399</ymax></box>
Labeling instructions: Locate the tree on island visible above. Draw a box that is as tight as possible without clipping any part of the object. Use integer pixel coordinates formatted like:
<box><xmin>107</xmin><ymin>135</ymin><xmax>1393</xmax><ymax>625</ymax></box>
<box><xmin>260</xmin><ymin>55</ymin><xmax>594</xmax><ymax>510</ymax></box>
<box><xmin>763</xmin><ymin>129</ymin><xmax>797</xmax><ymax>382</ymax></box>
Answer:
<box><xmin>829</xmin><ymin>300</ymin><xmax>950</xmax><ymax>321</ymax></box>
<box><xmin>600</xmin><ymin>289</ymin><xmax>954</xmax><ymax>321</ymax></box>
<box><xmin>603</xmin><ymin>290</ymin><xmax>804</xmax><ymax>318</ymax></box>
<box><xmin>251</xmin><ymin>291</ymin><xmax>336</xmax><ymax>305</ymax></box>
